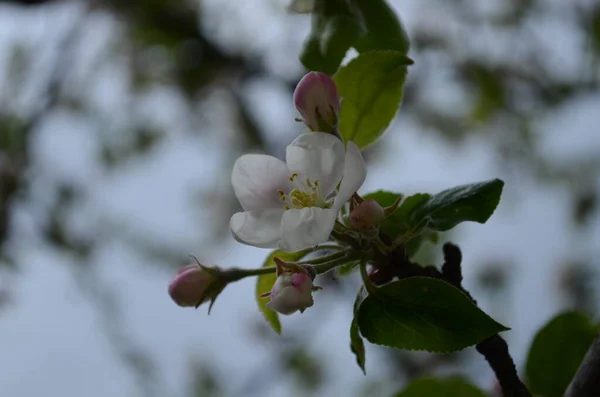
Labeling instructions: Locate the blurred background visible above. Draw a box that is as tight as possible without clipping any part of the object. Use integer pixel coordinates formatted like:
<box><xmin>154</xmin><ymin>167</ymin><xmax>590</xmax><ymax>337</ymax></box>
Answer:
<box><xmin>0</xmin><ymin>0</ymin><xmax>599</xmax><ymax>396</ymax></box>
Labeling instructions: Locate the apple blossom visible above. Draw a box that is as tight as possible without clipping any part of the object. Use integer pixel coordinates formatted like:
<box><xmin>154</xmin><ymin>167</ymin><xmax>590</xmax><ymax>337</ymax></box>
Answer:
<box><xmin>294</xmin><ymin>71</ymin><xmax>340</xmax><ymax>132</ymax></box>
<box><xmin>230</xmin><ymin>132</ymin><xmax>366</xmax><ymax>252</ymax></box>
<box><xmin>260</xmin><ymin>258</ymin><xmax>321</xmax><ymax>315</ymax></box>
<box><xmin>168</xmin><ymin>264</ymin><xmax>212</xmax><ymax>307</ymax></box>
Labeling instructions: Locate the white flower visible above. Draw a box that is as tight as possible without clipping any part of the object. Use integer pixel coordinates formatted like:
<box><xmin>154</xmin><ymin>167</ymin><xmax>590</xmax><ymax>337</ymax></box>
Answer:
<box><xmin>230</xmin><ymin>132</ymin><xmax>366</xmax><ymax>252</ymax></box>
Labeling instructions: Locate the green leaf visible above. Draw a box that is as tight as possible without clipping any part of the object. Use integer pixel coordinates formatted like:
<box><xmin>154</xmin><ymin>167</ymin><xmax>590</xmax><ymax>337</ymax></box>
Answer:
<box><xmin>393</xmin><ymin>377</ymin><xmax>487</xmax><ymax>397</ymax></box>
<box><xmin>383</xmin><ymin>193</ymin><xmax>431</xmax><ymax>238</ymax></box>
<box><xmin>364</xmin><ymin>181</ymin><xmax>503</xmax><ymax>242</ymax></box>
<box><xmin>300</xmin><ymin>0</ymin><xmax>362</xmax><ymax>74</ymax></box>
<box><xmin>338</xmin><ymin>261</ymin><xmax>360</xmax><ymax>276</ymax></box>
<box><xmin>256</xmin><ymin>249</ymin><xmax>311</xmax><ymax>334</ymax></box>
<box><xmin>333</xmin><ymin>50</ymin><xmax>412</xmax><ymax>148</ymax></box>
<box><xmin>356</xmin><ymin>277</ymin><xmax>509</xmax><ymax>352</ymax></box>
<box><xmin>525</xmin><ymin>311</ymin><xmax>596</xmax><ymax>397</ymax></box>
<box><xmin>349</xmin><ymin>0</ymin><xmax>410</xmax><ymax>54</ymax></box>
<box><xmin>350</xmin><ymin>286</ymin><xmax>367</xmax><ymax>373</ymax></box>
<box><xmin>363</xmin><ymin>190</ymin><xmax>403</xmax><ymax>207</ymax></box>
<box><xmin>410</xmin><ymin>179</ymin><xmax>504</xmax><ymax>232</ymax></box>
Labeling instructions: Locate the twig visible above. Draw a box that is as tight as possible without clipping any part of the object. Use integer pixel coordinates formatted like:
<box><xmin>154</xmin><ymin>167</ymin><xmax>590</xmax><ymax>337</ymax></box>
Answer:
<box><xmin>382</xmin><ymin>242</ymin><xmax>531</xmax><ymax>397</ymax></box>
<box><xmin>565</xmin><ymin>335</ymin><xmax>600</xmax><ymax>397</ymax></box>
<box><xmin>441</xmin><ymin>243</ymin><xmax>531</xmax><ymax>397</ymax></box>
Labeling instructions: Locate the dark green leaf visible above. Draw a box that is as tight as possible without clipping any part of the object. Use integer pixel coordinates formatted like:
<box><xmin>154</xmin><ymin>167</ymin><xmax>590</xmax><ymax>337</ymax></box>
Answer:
<box><xmin>350</xmin><ymin>286</ymin><xmax>367</xmax><ymax>373</ymax></box>
<box><xmin>410</xmin><ymin>179</ymin><xmax>504</xmax><ymax>232</ymax></box>
<box><xmin>300</xmin><ymin>0</ymin><xmax>362</xmax><ymax>74</ymax></box>
<box><xmin>393</xmin><ymin>377</ymin><xmax>487</xmax><ymax>397</ymax></box>
<box><xmin>333</xmin><ymin>50</ymin><xmax>412</xmax><ymax>148</ymax></box>
<box><xmin>357</xmin><ymin>277</ymin><xmax>509</xmax><ymax>352</ymax></box>
<box><xmin>349</xmin><ymin>0</ymin><xmax>410</xmax><ymax>54</ymax></box>
<box><xmin>525</xmin><ymin>311</ymin><xmax>596</xmax><ymax>397</ymax></box>
<box><xmin>256</xmin><ymin>249</ymin><xmax>311</xmax><ymax>334</ymax></box>
<box><xmin>405</xmin><ymin>231</ymin><xmax>440</xmax><ymax>258</ymax></box>
<box><xmin>382</xmin><ymin>193</ymin><xmax>431</xmax><ymax>238</ymax></box>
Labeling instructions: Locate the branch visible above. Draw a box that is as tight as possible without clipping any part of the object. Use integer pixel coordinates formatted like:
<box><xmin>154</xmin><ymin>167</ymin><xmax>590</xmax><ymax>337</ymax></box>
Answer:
<box><xmin>565</xmin><ymin>335</ymin><xmax>600</xmax><ymax>397</ymax></box>
<box><xmin>441</xmin><ymin>243</ymin><xmax>531</xmax><ymax>397</ymax></box>
<box><xmin>381</xmin><ymin>242</ymin><xmax>531</xmax><ymax>397</ymax></box>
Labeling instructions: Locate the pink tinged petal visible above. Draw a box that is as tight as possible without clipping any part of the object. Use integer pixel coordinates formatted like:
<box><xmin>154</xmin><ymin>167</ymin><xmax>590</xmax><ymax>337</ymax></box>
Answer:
<box><xmin>266</xmin><ymin>285</ymin><xmax>314</xmax><ymax>315</ymax></box>
<box><xmin>334</xmin><ymin>141</ymin><xmax>367</xmax><ymax>209</ymax></box>
<box><xmin>286</xmin><ymin>132</ymin><xmax>345</xmax><ymax>196</ymax></box>
<box><xmin>230</xmin><ymin>209</ymin><xmax>285</xmax><ymax>248</ymax></box>
<box><xmin>291</xmin><ymin>272</ymin><xmax>313</xmax><ymax>293</ymax></box>
<box><xmin>168</xmin><ymin>266</ymin><xmax>212</xmax><ymax>307</ymax></box>
<box><xmin>293</xmin><ymin>72</ymin><xmax>340</xmax><ymax>131</ymax></box>
<box><xmin>175</xmin><ymin>264</ymin><xmax>200</xmax><ymax>276</ymax></box>
<box><xmin>279</xmin><ymin>207</ymin><xmax>337</xmax><ymax>252</ymax></box>
<box><xmin>231</xmin><ymin>154</ymin><xmax>292</xmax><ymax>211</ymax></box>
<box><xmin>270</xmin><ymin>273</ymin><xmax>293</xmax><ymax>296</ymax></box>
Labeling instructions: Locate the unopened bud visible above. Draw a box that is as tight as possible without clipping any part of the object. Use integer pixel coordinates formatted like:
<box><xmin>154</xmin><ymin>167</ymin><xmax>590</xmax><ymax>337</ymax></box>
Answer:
<box><xmin>168</xmin><ymin>264</ymin><xmax>213</xmax><ymax>307</ymax></box>
<box><xmin>260</xmin><ymin>258</ymin><xmax>322</xmax><ymax>315</ymax></box>
<box><xmin>293</xmin><ymin>71</ymin><xmax>340</xmax><ymax>132</ymax></box>
<box><xmin>350</xmin><ymin>199</ymin><xmax>385</xmax><ymax>231</ymax></box>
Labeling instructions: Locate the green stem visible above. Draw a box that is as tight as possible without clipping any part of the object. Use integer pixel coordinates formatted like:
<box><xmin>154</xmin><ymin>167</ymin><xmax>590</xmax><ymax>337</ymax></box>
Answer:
<box><xmin>225</xmin><ymin>266</ymin><xmax>276</xmax><ymax>281</ymax></box>
<box><xmin>297</xmin><ymin>249</ymin><xmax>348</xmax><ymax>265</ymax></box>
<box><xmin>224</xmin><ymin>249</ymin><xmax>354</xmax><ymax>281</ymax></box>
<box><xmin>372</xmin><ymin>237</ymin><xmax>392</xmax><ymax>254</ymax></box>
<box><xmin>313</xmin><ymin>243</ymin><xmax>344</xmax><ymax>251</ymax></box>
<box><xmin>359</xmin><ymin>260</ymin><xmax>379</xmax><ymax>296</ymax></box>
<box><xmin>312</xmin><ymin>253</ymin><xmax>361</xmax><ymax>275</ymax></box>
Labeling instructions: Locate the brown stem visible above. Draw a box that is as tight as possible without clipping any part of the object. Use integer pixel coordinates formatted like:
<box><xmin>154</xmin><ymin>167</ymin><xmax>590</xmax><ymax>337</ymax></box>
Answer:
<box><xmin>441</xmin><ymin>243</ymin><xmax>531</xmax><ymax>397</ymax></box>
<box><xmin>382</xmin><ymin>242</ymin><xmax>531</xmax><ymax>397</ymax></box>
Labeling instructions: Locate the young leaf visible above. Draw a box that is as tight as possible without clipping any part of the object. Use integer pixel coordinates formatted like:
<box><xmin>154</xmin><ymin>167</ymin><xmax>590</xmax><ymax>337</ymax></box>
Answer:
<box><xmin>338</xmin><ymin>261</ymin><xmax>359</xmax><ymax>276</ymax></box>
<box><xmin>410</xmin><ymin>179</ymin><xmax>504</xmax><ymax>232</ymax></box>
<box><xmin>256</xmin><ymin>249</ymin><xmax>311</xmax><ymax>334</ymax></box>
<box><xmin>525</xmin><ymin>311</ymin><xmax>596</xmax><ymax>397</ymax></box>
<box><xmin>382</xmin><ymin>193</ymin><xmax>431</xmax><ymax>238</ymax></box>
<box><xmin>362</xmin><ymin>190</ymin><xmax>403</xmax><ymax>207</ymax></box>
<box><xmin>356</xmin><ymin>277</ymin><xmax>509</xmax><ymax>352</ymax></box>
<box><xmin>300</xmin><ymin>0</ymin><xmax>362</xmax><ymax>74</ymax></box>
<box><xmin>393</xmin><ymin>377</ymin><xmax>487</xmax><ymax>397</ymax></box>
<box><xmin>349</xmin><ymin>0</ymin><xmax>410</xmax><ymax>54</ymax></box>
<box><xmin>333</xmin><ymin>50</ymin><xmax>412</xmax><ymax>148</ymax></box>
<box><xmin>350</xmin><ymin>286</ymin><xmax>368</xmax><ymax>373</ymax></box>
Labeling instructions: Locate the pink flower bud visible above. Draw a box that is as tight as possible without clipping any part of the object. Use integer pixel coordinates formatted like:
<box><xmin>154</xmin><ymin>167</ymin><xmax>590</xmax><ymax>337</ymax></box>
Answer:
<box><xmin>350</xmin><ymin>199</ymin><xmax>385</xmax><ymax>231</ymax></box>
<box><xmin>266</xmin><ymin>271</ymin><xmax>315</xmax><ymax>315</ymax></box>
<box><xmin>293</xmin><ymin>71</ymin><xmax>340</xmax><ymax>132</ymax></box>
<box><xmin>168</xmin><ymin>264</ymin><xmax>213</xmax><ymax>307</ymax></box>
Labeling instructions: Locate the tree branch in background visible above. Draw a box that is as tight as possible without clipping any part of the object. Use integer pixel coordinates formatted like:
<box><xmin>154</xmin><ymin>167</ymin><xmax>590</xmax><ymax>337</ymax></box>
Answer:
<box><xmin>565</xmin><ymin>335</ymin><xmax>600</xmax><ymax>397</ymax></box>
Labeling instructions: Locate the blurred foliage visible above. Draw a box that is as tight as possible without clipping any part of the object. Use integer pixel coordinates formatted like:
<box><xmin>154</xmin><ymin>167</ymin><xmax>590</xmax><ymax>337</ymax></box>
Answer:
<box><xmin>0</xmin><ymin>0</ymin><xmax>599</xmax><ymax>396</ymax></box>
<box><xmin>525</xmin><ymin>311</ymin><xmax>597</xmax><ymax>397</ymax></box>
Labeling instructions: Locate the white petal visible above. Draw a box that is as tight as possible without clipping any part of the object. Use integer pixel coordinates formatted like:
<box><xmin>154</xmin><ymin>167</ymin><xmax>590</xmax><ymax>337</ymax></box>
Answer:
<box><xmin>279</xmin><ymin>207</ymin><xmax>336</xmax><ymax>252</ymax></box>
<box><xmin>286</xmin><ymin>133</ymin><xmax>345</xmax><ymax>196</ymax></box>
<box><xmin>267</xmin><ymin>286</ymin><xmax>313</xmax><ymax>315</ymax></box>
<box><xmin>334</xmin><ymin>141</ymin><xmax>367</xmax><ymax>209</ymax></box>
<box><xmin>232</xmin><ymin>154</ymin><xmax>292</xmax><ymax>211</ymax></box>
<box><xmin>230</xmin><ymin>209</ymin><xmax>284</xmax><ymax>248</ymax></box>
